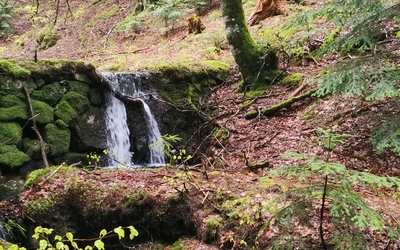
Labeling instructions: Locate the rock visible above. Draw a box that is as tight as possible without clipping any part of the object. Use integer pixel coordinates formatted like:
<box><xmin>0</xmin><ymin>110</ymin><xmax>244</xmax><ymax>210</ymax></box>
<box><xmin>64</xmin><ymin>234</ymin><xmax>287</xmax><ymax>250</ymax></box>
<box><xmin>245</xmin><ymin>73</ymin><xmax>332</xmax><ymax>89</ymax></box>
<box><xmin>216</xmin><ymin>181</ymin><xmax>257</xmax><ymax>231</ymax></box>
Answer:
<box><xmin>0</xmin><ymin>145</ymin><xmax>30</xmax><ymax>169</ymax></box>
<box><xmin>71</xmin><ymin>106</ymin><xmax>107</xmax><ymax>151</ymax></box>
<box><xmin>44</xmin><ymin>123</ymin><xmax>71</xmax><ymax>157</ymax></box>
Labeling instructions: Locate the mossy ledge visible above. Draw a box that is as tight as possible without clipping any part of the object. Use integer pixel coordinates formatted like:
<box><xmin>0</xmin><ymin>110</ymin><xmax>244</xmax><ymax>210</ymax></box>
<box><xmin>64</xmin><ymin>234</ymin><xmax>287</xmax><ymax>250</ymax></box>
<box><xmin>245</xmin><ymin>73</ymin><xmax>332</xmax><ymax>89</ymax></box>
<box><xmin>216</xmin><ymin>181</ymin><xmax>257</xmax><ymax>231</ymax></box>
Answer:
<box><xmin>144</xmin><ymin>60</ymin><xmax>231</xmax><ymax>106</ymax></box>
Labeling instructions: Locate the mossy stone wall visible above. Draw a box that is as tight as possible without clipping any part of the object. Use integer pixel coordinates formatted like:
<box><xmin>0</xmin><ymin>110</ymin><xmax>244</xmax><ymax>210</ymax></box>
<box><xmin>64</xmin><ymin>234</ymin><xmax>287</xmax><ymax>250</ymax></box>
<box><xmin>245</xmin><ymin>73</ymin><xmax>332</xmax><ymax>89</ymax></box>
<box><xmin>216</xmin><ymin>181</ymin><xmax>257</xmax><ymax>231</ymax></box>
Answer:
<box><xmin>0</xmin><ymin>60</ymin><xmax>106</xmax><ymax>173</ymax></box>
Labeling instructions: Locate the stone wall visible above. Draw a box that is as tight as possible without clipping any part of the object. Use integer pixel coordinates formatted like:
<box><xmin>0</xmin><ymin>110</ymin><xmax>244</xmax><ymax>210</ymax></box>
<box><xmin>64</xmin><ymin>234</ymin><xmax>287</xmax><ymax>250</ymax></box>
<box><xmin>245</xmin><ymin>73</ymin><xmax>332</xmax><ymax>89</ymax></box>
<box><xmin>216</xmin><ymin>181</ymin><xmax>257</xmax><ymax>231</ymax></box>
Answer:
<box><xmin>0</xmin><ymin>60</ymin><xmax>107</xmax><ymax>174</ymax></box>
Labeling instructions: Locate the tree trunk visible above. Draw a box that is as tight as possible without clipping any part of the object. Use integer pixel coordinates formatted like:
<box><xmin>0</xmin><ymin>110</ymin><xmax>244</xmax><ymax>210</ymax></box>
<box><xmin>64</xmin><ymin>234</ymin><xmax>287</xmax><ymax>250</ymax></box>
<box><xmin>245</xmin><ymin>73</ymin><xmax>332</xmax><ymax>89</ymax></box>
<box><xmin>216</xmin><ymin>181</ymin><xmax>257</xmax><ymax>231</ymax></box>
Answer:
<box><xmin>220</xmin><ymin>0</ymin><xmax>277</xmax><ymax>92</ymax></box>
<box><xmin>248</xmin><ymin>0</ymin><xmax>285</xmax><ymax>26</ymax></box>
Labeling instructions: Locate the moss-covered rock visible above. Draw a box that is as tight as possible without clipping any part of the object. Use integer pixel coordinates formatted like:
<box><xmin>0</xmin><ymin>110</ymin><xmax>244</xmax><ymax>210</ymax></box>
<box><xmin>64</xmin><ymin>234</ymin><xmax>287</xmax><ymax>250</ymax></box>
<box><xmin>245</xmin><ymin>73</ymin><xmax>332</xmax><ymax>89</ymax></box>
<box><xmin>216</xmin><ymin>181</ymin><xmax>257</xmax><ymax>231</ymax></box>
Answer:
<box><xmin>0</xmin><ymin>59</ymin><xmax>31</xmax><ymax>78</ymax></box>
<box><xmin>0</xmin><ymin>94</ymin><xmax>25</xmax><ymax>107</ymax></box>
<box><xmin>0</xmin><ymin>105</ymin><xmax>27</xmax><ymax>122</ymax></box>
<box><xmin>31</xmin><ymin>82</ymin><xmax>68</xmax><ymax>107</ymax></box>
<box><xmin>22</xmin><ymin>138</ymin><xmax>45</xmax><ymax>160</ymax></box>
<box><xmin>0</xmin><ymin>145</ymin><xmax>30</xmax><ymax>168</ymax></box>
<box><xmin>32</xmin><ymin>100</ymin><xmax>54</xmax><ymax>124</ymax></box>
<box><xmin>0</xmin><ymin>122</ymin><xmax>22</xmax><ymax>145</ymax></box>
<box><xmin>67</xmin><ymin>81</ymin><xmax>90</xmax><ymax>95</ymax></box>
<box><xmin>61</xmin><ymin>91</ymin><xmax>90</xmax><ymax>112</ymax></box>
<box><xmin>44</xmin><ymin>123</ymin><xmax>71</xmax><ymax>157</ymax></box>
<box><xmin>54</xmin><ymin>100</ymin><xmax>78</xmax><ymax>125</ymax></box>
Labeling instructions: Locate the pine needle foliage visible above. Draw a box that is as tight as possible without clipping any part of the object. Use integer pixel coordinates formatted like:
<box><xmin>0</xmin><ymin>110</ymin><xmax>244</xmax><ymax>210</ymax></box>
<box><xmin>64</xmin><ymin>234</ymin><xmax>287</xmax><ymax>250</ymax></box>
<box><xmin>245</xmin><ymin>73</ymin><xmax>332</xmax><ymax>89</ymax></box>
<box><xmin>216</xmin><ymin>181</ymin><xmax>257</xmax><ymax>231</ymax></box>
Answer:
<box><xmin>284</xmin><ymin>1</ymin><xmax>400</xmax><ymax>155</ymax></box>
<box><xmin>266</xmin><ymin>152</ymin><xmax>400</xmax><ymax>249</ymax></box>
<box><xmin>370</xmin><ymin>115</ymin><xmax>400</xmax><ymax>155</ymax></box>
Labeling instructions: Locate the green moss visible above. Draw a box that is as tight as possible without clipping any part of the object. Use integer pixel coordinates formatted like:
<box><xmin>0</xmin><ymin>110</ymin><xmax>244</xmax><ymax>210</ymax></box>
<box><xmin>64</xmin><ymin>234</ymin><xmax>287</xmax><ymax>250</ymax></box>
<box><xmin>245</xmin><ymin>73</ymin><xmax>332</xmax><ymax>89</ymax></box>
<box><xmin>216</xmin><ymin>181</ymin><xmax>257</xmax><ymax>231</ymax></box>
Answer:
<box><xmin>25</xmin><ymin>197</ymin><xmax>56</xmax><ymax>218</ymax></box>
<box><xmin>24</xmin><ymin>165</ymin><xmax>76</xmax><ymax>187</ymax></box>
<box><xmin>98</xmin><ymin>5</ymin><xmax>120</xmax><ymax>19</ymax></box>
<box><xmin>169</xmin><ymin>239</ymin><xmax>184</xmax><ymax>250</ymax></box>
<box><xmin>0</xmin><ymin>145</ymin><xmax>30</xmax><ymax>168</ymax></box>
<box><xmin>0</xmin><ymin>122</ymin><xmax>22</xmax><ymax>145</ymax></box>
<box><xmin>0</xmin><ymin>59</ymin><xmax>31</xmax><ymax>78</ymax></box>
<box><xmin>282</xmin><ymin>73</ymin><xmax>303</xmax><ymax>85</ymax></box>
<box><xmin>31</xmin><ymin>82</ymin><xmax>67</xmax><ymax>107</ymax></box>
<box><xmin>36</xmin><ymin>25</ymin><xmax>58</xmax><ymax>51</ymax></box>
<box><xmin>54</xmin><ymin>100</ymin><xmax>78</xmax><ymax>125</ymax></box>
<box><xmin>214</xmin><ymin>127</ymin><xmax>229</xmax><ymax>146</ymax></box>
<box><xmin>22</xmin><ymin>138</ymin><xmax>44</xmax><ymax>159</ymax></box>
<box><xmin>300</xmin><ymin>103</ymin><xmax>316</xmax><ymax>120</ymax></box>
<box><xmin>67</xmin><ymin>81</ymin><xmax>90</xmax><ymax>95</ymax></box>
<box><xmin>206</xmin><ymin>217</ymin><xmax>223</xmax><ymax>231</ymax></box>
<box><xmin>32</xmin><ymin>100</ymin><xmax>54</xmax><ymax>124</ymax></box>
<box><xmin>127</xmin><ymin>189</ymin><xmax>149</xmax><ymax>204</ymax></box>
<box><xmin>259</xmin><ymin>176</ymin><xmax>275</xmax><ymax>188</ymax></box>
<box><xmin>45</xmin><ymin>123</ymin><xmax>71</xmax><ymax>157</ymax></box>
<box><xmin>55</xmin><ymin>119</ymin><xmax>68</xmax><ymax>129</ymax></box>
<box><xmin>0</xmin><ymin>105</ymin><xmax>27</xmax><ymax>122</ymax></box>
<box><xmin>0</xmin><ymin>94</ymin><xmax>24</xmax><ymax>107</ymax></box>
<box><xmin>61</xmin><ymin>91</ymin><xmax>90</xmax><ymax>113</ymax></box>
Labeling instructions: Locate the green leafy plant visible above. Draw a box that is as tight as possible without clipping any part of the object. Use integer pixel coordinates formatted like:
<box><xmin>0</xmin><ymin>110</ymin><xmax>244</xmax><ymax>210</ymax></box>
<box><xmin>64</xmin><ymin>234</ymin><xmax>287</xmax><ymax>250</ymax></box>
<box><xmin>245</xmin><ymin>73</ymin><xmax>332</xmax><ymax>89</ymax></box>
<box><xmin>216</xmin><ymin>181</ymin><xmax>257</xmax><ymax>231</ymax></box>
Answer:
<box><xmin>31</xmin><ymin>225</ymin><xmax>137</xmax><ymax>250</ymax></box>
<box><xmin>162</xmin><ymin>134</ymin><xmax>192</xmax><ymax>165</ymax></box>
<box><xmin>0</xmin><ymin>0</ymin><xmax>15</xmax><ymax>38</ymax></box>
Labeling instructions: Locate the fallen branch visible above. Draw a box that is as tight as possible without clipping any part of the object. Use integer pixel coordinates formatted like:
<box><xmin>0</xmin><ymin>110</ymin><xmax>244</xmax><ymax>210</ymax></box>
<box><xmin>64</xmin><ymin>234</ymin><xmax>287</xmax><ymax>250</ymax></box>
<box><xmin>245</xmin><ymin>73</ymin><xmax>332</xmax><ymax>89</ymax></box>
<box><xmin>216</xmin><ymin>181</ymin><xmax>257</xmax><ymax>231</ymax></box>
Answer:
<box><xmin>40</xmin><ymin>161</ymin><xmax>82</xmax><ymax>186</ymax></box>
<box><xmin>245</xmin><ymin>88</ymin><xmax>318</xmax><ymax>120</ymax></box>
<box><xmin>23</xmin><ymin>84</ymin><xmax>49</xmax><ymax>167</ymax></box>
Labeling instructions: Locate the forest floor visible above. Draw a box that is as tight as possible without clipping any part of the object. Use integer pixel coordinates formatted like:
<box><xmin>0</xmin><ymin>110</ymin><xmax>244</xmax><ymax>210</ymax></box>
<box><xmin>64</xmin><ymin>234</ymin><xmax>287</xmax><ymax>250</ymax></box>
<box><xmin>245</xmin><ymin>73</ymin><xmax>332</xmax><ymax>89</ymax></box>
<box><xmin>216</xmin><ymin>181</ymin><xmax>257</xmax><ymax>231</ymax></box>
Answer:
<box><xmin>1</xmin><ymin>0</ymin><xmax>400</xmax><ymax>249</ymax></box>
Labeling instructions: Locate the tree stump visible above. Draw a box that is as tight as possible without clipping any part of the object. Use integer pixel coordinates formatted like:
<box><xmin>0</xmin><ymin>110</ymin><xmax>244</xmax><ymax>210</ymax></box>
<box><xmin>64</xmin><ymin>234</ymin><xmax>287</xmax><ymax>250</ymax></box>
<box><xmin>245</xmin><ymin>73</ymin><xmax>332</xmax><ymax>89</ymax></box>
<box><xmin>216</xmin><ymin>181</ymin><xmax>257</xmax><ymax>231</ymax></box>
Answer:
<box><xmin>187</xmin><ymin>15</ymin><xmax>205</xmax><ymax>34</ymax></box>
<box><xmin>248</xmin><ymin>0</ymin><xmax>285</xmax><ymax>26</ymax></box>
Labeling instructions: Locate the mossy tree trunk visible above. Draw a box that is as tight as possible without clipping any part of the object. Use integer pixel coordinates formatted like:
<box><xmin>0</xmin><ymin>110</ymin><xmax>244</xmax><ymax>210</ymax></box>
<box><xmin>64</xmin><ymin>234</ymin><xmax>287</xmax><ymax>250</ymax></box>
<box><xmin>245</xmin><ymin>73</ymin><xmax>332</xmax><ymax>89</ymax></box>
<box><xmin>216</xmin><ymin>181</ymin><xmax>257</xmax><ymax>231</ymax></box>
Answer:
<box><xmin>220</xmin><ymin>0</ymin><xmax>277</xmax><ymax>92</ymax></box>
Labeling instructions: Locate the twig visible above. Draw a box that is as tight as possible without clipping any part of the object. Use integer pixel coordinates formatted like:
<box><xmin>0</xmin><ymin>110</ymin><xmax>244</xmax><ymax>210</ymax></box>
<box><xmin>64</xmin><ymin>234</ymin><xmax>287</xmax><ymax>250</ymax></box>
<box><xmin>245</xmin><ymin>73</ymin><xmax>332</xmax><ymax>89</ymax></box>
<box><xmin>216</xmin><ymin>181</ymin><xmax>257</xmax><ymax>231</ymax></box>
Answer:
<box><xmin>320</xmin><ymin>175</ymin><xmax>328</xmax><ymax>250</ymax></box>
<box><xmin>23</xmin><ymin>84</ymin><xmax>49</xmax><ymax>167</ymax></box>
<box><xmin>40</xmin><ymin>162</ymin><xmax>66</xmax><ymax>186</ymax></box>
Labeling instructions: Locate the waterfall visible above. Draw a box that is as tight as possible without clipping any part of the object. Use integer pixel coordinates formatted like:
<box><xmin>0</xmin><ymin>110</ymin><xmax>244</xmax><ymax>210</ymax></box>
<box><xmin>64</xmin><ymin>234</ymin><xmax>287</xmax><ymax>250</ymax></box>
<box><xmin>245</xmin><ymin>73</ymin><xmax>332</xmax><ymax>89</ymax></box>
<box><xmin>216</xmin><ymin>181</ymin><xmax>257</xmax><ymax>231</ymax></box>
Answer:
<box><xmin>102</xmin><ymin>72</ymin><xmax>165</xmax><ymax>167</ymax></box>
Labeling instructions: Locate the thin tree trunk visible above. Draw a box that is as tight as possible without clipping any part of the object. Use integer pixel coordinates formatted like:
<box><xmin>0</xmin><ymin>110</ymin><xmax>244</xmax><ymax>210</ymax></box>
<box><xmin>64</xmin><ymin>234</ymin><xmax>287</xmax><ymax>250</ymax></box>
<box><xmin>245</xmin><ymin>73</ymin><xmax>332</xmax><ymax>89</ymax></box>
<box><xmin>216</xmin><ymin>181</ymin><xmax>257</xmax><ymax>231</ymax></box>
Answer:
<box><xmin>220</xmin><ymin>0</ymin><xmax>264</xmax><ymax>92</ymax></box>
<box><xmin>23</xmin><ymin>84</ymin><xmax>49</xmax><ymax>167</ymax></box>
<box><xmin>248</xmin><ymin>0</ymin><xmax>285</xmax><ymax>26</ymax></box>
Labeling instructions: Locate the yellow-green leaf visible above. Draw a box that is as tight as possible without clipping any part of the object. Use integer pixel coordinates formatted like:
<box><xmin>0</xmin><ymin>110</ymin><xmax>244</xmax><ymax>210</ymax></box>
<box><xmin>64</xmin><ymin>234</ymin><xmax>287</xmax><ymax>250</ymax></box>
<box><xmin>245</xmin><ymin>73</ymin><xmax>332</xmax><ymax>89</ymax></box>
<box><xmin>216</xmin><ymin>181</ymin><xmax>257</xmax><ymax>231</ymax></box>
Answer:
<box><xmin>113</xmin><ymin>226</ymin><xmax>124</xmax><ymax>239</ymax></box>
<box><xmin>128</xmin><ymin>226</ymin><xmax>139</xmax><ymax>240</ymax></box>
<box><xmin>54</xmin><ymin>235</ymin><xmax>63</xmax><ymax>241</ymax></box>
<box><xmin>94</xmin><ymin>239</ymin><xmax>104</xmax><ymax>250</ymax></box>
<box><xmin>99</xmin><ymin>229</ymin><xmax>107</xmax><ymax>238</ymax></box>
<box><xmin>84</xmin><ymin>246</ymin><xmax>93</xmax><ymax>250</ymax></box>
<box><xmin>66</xmin><ymin>232</ymin><xmax>73</xmax><ymax>242</ymax></box>
<box><xmin>43</xmin><ymin>228</ymin><xmax>54</xmax><ymax>235</ymax></box>
<box><xmin>9</xmin><ymin>246</ymin><xmax>19</xmax><ymax>250</ymax></box>
<box><xmin>34</xmin><ymin>226</ymin><xmax>43</xmax><ymax>234</ymax></box>
<box><xmin>56</xmin><ymin>241</ymin><xmax>64</xmax><ymax>249</ymax></box>
<box><xmin>39</xmin><ymin>239</ymin><xmax>48</xmax><ymax>250</ymax></box>
<box><xmin>71</xmin><ymin>241</ymin><xmax>78</xmax><ymax>249</ymax></box>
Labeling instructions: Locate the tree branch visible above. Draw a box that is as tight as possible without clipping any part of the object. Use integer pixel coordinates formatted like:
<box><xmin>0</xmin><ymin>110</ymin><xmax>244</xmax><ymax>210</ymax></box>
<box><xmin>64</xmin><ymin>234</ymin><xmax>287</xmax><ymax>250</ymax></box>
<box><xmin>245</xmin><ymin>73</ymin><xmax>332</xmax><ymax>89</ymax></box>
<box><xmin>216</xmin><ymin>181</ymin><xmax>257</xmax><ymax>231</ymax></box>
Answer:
<box><xmin>23</xmin><ymin>84</ymin><xmax>49</xmax><ymax>167</ymax></box>
<box><xmin>245</xmin><ymin>88</ymin><xmax>318</xmax><ymax>119</ymax></box>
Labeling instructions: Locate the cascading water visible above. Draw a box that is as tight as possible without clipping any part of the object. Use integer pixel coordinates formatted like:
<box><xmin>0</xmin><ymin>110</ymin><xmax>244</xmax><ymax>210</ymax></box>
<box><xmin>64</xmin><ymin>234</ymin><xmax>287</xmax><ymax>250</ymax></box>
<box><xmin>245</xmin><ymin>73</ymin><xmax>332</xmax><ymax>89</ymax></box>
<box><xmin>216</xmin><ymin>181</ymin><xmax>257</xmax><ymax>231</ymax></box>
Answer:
<box><xmin>102</xmin><ymin>72</ymin><xmax>165</xmax><ymax>167</ymax></box>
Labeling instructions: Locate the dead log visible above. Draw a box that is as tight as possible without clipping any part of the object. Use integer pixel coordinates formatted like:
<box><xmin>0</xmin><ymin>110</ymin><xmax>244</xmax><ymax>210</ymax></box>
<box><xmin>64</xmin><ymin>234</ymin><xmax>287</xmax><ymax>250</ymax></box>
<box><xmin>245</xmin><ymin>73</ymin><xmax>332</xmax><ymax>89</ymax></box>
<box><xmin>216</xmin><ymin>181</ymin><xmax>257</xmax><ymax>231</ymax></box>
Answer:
<box><xmin>248</xmin><ymin>0</ymin><xmax>285</xmax><ymax>26</ymax></box>
<box><xmin>23</xmin><ymin>84</ymin><xmax>49</xmax><ymax>167</ymax></box>
<box><xmin>245</xmin><ymin>88</ymin><xmax>318</xmax><ymax>119</ymax></box>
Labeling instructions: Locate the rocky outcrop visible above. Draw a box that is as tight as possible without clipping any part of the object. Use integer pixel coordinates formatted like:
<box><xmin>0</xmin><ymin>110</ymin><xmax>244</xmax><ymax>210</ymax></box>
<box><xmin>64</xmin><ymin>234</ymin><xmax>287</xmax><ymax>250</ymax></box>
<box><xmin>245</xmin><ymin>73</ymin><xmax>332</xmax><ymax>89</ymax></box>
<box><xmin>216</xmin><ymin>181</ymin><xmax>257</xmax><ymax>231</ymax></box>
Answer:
<box><xmin>0</xmin><ymin>59</ymin><xmax>231</xmax><ymax>173</ymax></box>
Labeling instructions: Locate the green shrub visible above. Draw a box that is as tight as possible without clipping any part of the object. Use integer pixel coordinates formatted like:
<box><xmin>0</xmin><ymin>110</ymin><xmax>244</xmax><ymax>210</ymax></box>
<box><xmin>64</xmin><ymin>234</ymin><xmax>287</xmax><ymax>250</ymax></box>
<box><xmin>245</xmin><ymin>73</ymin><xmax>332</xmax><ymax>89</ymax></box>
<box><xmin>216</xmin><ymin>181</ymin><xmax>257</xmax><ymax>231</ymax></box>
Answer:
<box><xmin>0</xmin><ymin>0</ymin><xmax>15</xmax><ymax>38</ymax></box>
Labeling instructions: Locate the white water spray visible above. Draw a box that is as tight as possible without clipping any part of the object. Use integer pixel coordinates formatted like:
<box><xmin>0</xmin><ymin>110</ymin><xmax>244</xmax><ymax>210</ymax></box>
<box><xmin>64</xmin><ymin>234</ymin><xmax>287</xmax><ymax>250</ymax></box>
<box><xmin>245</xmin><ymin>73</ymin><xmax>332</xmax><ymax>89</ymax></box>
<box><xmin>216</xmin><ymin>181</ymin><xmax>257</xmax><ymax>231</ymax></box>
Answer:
<box><xmin>102</xmin><ymin>72</ymin><xmax>165</xmax><ymax>167</ymax></box>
